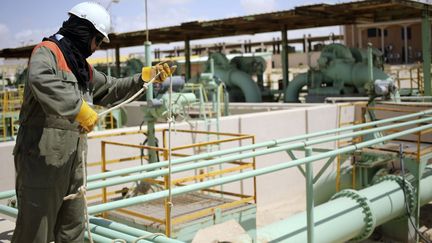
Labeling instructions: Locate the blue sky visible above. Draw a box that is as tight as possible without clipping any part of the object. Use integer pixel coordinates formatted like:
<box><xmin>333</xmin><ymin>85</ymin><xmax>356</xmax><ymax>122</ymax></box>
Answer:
<box><xmin>0</xmin><ymin>0</ymin><xmax>353</xmax><ymax>58</ymax></box>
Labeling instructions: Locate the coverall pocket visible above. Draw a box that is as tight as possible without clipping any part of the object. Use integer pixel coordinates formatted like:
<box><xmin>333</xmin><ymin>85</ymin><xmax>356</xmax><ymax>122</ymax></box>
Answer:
<box><xmin>38</xmin><ymin>128</ymin><xmax>79</xmax><ymax>167</ymax></box>
<box><xmin>16</xmin><ymin>151</ymin><xmax>74</xmax><ymax>189</ymax></box>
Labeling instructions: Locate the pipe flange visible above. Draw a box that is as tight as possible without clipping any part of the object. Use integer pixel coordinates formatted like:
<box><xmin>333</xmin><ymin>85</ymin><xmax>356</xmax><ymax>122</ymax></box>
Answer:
<box><xmin>331</xmin><ymin>189</ymin><xmax>376</xmax><ymax>242</ymax></box>
<box><xmin>373</xmin><ymin>175</ymin><xmax>417</xmax><ymax>215</ymax></box>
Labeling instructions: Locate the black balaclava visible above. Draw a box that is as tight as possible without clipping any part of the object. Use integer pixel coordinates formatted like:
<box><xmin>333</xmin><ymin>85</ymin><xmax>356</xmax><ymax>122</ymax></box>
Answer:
<box><xmin>45</xmin><ymin>15</ymin><xmax>99</xmax><ymax>86</ymax></box>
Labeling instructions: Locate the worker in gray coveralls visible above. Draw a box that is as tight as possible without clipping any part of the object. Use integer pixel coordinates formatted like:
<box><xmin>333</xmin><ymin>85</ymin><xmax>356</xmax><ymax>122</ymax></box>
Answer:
<box><xmin>12</xmin><ymin>2</ymin><xmax>175</xmax><ymax>242</ymax></box>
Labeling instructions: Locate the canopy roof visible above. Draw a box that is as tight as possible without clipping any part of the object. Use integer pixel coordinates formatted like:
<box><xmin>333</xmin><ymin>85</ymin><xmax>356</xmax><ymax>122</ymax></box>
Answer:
<box><xmin>0</xmin><ymin>0</ymin><xmax>429</xmax><ymax>58</ymax></box>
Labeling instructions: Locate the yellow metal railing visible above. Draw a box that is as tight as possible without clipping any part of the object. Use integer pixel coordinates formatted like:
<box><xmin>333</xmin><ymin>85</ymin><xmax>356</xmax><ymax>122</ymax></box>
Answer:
<box><xmin>94</xmin><ymin>129</ymin><xmax>256</xmax><ymax>237</ymax></box>
<box><xmin>1</xmin><ymin>88</ymin><xmax>22</xmax><ymax>141</ymax></box>
<box><xmin>335</xmin><ymin>102</ymin><xmax>432</xmax><ymax>191</ymax></box>
<box><xmin>365</xmin><ymin>104</ymin><xmax>432</xmax><ymax>161</ymax></box>
<box><xmin>388</xmin><ymin>65</ymin><xmax>424</xmax><ymax>94</ymax></box>
<box><xmin>335</xmin><ymin>103</ymin><xmax>360</xmax><ymax>191</ymax></box>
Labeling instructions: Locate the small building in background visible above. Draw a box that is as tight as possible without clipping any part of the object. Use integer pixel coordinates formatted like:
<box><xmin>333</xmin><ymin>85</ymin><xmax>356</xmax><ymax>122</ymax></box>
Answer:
<box><xmin>344</xmin><ymin>19</ymin><xmax>425</xmax><ymax>64</ymax></box>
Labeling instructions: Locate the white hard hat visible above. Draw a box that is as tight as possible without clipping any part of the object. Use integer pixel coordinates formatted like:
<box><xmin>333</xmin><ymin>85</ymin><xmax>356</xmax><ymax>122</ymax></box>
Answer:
<box><xmin>69</xmin><ymin>2</ymin><xmax>111</xmax><ymax>43</ymax></box>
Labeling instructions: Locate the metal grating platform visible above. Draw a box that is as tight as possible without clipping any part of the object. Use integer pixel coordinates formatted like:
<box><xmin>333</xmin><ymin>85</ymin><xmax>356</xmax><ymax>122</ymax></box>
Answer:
<box><xmin>364</xmin><ymin>140</ymin><xmax>432</xmax><ymax>159</ymax></box>
<box><xmin>106</xmin><ymin>191</ymin><xmax>253</xmax><ymax>231</ymax></box>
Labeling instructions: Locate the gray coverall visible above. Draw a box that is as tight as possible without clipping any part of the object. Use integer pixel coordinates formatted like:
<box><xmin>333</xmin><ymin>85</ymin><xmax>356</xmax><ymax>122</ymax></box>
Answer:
<box><xmin>12</xmin><ymin>41</ymin><xmax>144</xmax><ymax>243</ymax></box>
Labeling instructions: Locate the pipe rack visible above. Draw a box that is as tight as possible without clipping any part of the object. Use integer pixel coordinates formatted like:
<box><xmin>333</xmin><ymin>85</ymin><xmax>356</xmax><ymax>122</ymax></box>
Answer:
<box><xmin>1</xmin><ymin>107</ymin><xmax>432</xmax><ymax>242</ymax></box>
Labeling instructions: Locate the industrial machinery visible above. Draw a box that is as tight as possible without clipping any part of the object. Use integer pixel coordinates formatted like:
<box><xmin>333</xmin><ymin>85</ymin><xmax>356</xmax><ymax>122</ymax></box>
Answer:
<box><xmin>284</xmin><ymin>43</ymin><xmax>389</xmax><ymax>103</ymax></box>
<box><xmin>189</xmin><ymin>53</ymin><xmax>262</xmax><ymax>102</ymax></box>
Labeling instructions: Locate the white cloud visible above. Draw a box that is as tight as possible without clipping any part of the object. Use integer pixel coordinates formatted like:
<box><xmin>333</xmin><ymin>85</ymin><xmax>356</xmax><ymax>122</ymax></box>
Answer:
<box><xmin>112</xmin><ymin>3</ymin><xmax>199</xmax><ymax>33</ymax></box>
<box><xmin>13</xmin><ymin>27</ymin><xmax>58</xmax><ymax>47</ymax></box>
<box><xmin>0</xmin><ymin>23</ymin><xmax>12</xmax><ymax>49</ymax></box>
<box><xmin>158</xmin><ymin>0</ymin><xmax>194</xmax><ymax>4</ymax></box>
<box><xmin>240</xmin><ymin>0</ymin><xmax>277</xmax><ymax>14</ymax></box>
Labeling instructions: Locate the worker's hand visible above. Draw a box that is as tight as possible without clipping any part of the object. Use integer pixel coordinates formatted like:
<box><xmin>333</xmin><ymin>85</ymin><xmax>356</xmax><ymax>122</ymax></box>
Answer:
<box><xmin>75</xmin><ymin>100</ymin><xmax>98</xmax><ymax>133</ymax></box>
<box><xmin>141</xmin><ymin>62</ymin><xmax>177</xmax><ymax>83</ymax></box>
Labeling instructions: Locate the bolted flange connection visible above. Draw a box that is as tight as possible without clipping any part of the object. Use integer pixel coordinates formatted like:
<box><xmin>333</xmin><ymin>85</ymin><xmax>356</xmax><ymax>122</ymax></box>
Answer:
<box><xmin>373</xmin><ymin>175</ymin><xmax>417</xmax><ymax>215</ymax></box>
<box><xmin>331</xmin><ymin>189</ymin><xmax>376</xmax><ymax>242</ymax></box>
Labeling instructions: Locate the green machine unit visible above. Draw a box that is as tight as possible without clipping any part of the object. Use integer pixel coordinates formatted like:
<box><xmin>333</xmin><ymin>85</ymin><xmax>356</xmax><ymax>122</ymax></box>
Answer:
<box><xmin>285</xmin><ymin>43</ymin><xmax>389</xmax><ymax>103</ymax></box>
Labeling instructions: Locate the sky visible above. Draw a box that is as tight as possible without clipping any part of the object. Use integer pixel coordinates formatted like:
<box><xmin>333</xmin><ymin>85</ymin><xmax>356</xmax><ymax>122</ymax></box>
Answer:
<box><xmin>0</xmin><ymin>0</ymin><xmax>353</xmax><ymax>58</ymax></box>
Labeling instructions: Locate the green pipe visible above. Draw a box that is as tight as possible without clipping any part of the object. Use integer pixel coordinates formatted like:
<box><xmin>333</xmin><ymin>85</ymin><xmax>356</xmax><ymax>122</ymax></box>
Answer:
<box><xmin>88</xmin><ymin>109</ymin><xmax>432</xmax><ymax>181</ymax></box>
<box><xmin>0</xmin><ymin>204</ymin><xmax>17</xmax><ymax>218</ymax></box>
<box><xmin>88</xmin><ymin>123</ymin><xmax>432</xmax><ymax>215</ymax></box>
<box><xmin>368</xmin><ymin>43</ymin><xmax>373</xmax><ymax>83</ymax></box>
<box><xmin>85</xmin><ymin>231</ymin><xmax>113</xmax><ymax>243</ymax></box>
<box><xmin>86</xmin><ymin>115</ymin><xmax>432</xmax><ymax>191</ymax></box>
<box><xmin>89</xmin><ymin>223</ymin><xmax>152</xmax><ymax>243</ymax></box>
<box><xmin>144</xmin><ymin>41</ymin><xmax>152</xmax><ymax>67</ymax></box>
<box><xmin>89</xmin><ymin>217</ymin><xmax>183</xmax><ymax>243</ymax></box>
<box><xmin>305</xmin><ymin>147</ymin><xmax>314</xmax><ymax>243</ymax></box>
<box><xmin>313</xmin><ymin>166</ymin><xmax>353</xmax><ymax>205</ymax></box>
<box><xmin>244</xmin><ymin>167</ymin><xmax>432</xmax><ymax>243</ymax></box>
<box><xmin>145</xmin><ymin>83</ymin><xmax>158</xmax><ymax>164</ymax></box>
<box><xmin>284</xmin><ymin>73</ymin><xmax>308</xmax><ymax>103</ymax></box>
<box><xmin>209</xmin><ymin>53</ymin><xmax>262</xmax><ymax>102</ymax></box>
<box><xmin>3</xmin><ymin>120</ymin><xmax>432</xmax><ymax>242</ymax></box>
<box><xmin>87</xmin><ymin>109</ymin><xmax>432</xmax><ymax>183</ymax></box>
<box><xmin>0</xmin><ymin>205</ymin><xmax>178</xmax><ymax>243</ymax></box>
<box><xmin>3</xmin><ymin>112</ymin><xmax>431</xmax><ymax>199</ymax></box>
<box><xmin>0</xmin><ymin>190</ymin><xmax>15</xmax><ymax>200</ymax></box>
<box><xmin>312</xmin><ymin>155</ymin><xmax>336</xmax><ymax>184</ymax></box>
<box><xmin>0</xmin><ymin>115</ymin><xmax>403</xmax><ymax>201</ymax></box>
<box><xmin>226</xmin><ymin>69</ymin><xmax>262</xmax><ymax>102</ymax></box>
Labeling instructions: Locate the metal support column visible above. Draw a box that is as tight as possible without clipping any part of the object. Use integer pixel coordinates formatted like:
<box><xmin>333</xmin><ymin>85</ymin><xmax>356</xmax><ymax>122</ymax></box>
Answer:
<box><xmin>307</xmin><ymin>34</ymin><xmax>312</xmax><ymax>67</ymax></box>
<box><xmin>144</xmin><ymin>41</ymin><xmax>152</xmax><ymax>67</ymax></box>
<box><xmin>106</xmin><ymin>50</ymin><xmax>111</xmax><ymax>76</ymax></box>
<box><xmin>422</xmin><ymin>10</ymin><xmax>431</xmax><ymax>96</ymax></box>
<box><xmin>185</xmin><ymin>37</ymin><xmax>191</xmax><ymax>81</ymax></box>
<box><xmin>303</xmin><ymin>35</ymin><xmax>307</xmax><ymax>52</ymax></box>
<box><xmin>115</xmin><ymin>45</ymin><xmax>120</xmax><ymax>77</ymax></box>
<box><xmin>145</xmin><ymin>84</ymin><xmax>158</xmax><ymax>164</ymax></box>
<box><xmin>281</xmin><ymin>25</ymin><xmax>289</xmax><ymax>91</ymax></box>
<box><xmin>403</xmin><ymin>25</ymin><xmax>409</xmax><ymax>64</ymax></box>
<box><xmin>358</xmin><ymin>28</ymin><xmax>363</xmax><ymax>48</ymax></box>
<box><xmin>380</xmin><ymin>27</ymin><xmax>385</xmax><ymax>54</ymax></box>
<box><xmin>305</xmin><ymin>147</ymin><xmax>314</xmax><ymax>243</ymax></box>
<box><xmin>368</xmin><ymin>43</ymin><xmax>374</xmax><ymax>83</ymax></box>
<box><xmin>351</xmin><ymin>25</ymin><xmax>356</xmax><ymax>48</ymax></box>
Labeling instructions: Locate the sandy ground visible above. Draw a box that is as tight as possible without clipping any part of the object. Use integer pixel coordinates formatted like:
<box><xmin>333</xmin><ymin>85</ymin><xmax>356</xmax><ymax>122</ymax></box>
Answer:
<box><xmin>0</xmin><ymin>218</ymin><xmax>13</xmax><ymax>242</ymax></box>
<box><xmin>192</xmin><ymin>195</ymin><xmax>306</xmax><ymax>243</ymax></box>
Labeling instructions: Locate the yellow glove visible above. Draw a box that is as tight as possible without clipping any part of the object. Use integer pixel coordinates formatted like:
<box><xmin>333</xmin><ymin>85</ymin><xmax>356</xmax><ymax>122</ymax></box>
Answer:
<box><xmin>75</xmin><ymin>100</ymin><xmax>98</xmax><ymax>133</ymax></box>
<box><xmin>141</xmin><ymin>62</ymin><xmax>177</xmax><ymax>83</ymax></box>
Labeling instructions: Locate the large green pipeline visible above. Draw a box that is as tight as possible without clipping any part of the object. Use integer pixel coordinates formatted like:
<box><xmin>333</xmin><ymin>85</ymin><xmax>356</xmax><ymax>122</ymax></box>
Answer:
<box><xmin>210</xmin><ymin>53</ymin><xmax>262</xmax><ymax>102</ymax></box>
<box><xmin>219</xmin><ymin>68</ymin><xmax>262</xmax><ymax>102</ymax></box>
<box><xmin>284</xmin><ymin>73</ymin><xmax>308</xmax><ymax>102</ymax></box>
<box><xmin>238</xmin><ymin>167</ymin><xmax>432</xmax><ymax>243</ymax></box>
<box><xmin>313</xmin><ymin>166</ymin><xmax>353</xmax><ymax>205</ymax></box>
<box><xmin>87</xmin><ymin>122</ymin><xmax>432</xmax><ymax>215</ymax></box>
